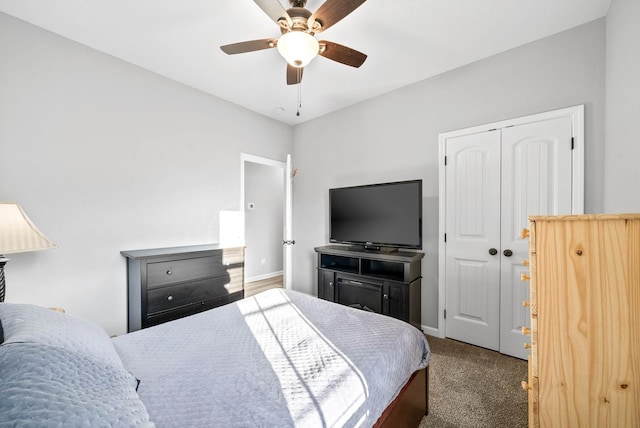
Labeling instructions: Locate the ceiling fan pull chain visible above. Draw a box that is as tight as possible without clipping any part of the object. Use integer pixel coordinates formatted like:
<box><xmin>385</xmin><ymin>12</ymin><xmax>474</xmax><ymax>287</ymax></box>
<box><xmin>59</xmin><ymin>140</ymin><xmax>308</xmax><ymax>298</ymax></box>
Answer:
<box><xmin>296</xmin><ymin>71</ymin><xmax>302</xmax><ymax>116</ymax></box>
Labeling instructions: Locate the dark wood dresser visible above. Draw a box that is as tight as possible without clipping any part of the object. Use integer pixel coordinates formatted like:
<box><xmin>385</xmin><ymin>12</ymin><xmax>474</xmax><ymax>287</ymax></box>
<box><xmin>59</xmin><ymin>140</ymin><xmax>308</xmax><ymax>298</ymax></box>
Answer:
<box><xmin>121</xmin><ymin>244</ymin><xmax>244</xmax><ymax>332</ymax></box>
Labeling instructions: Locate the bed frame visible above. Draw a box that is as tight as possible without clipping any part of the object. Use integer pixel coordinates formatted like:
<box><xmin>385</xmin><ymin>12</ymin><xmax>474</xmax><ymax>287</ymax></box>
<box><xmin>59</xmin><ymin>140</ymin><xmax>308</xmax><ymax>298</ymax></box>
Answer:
<box><xmin>374</xmin><ymin>366</ymin><xmax>429</xmax><ymax>428</ymax></box>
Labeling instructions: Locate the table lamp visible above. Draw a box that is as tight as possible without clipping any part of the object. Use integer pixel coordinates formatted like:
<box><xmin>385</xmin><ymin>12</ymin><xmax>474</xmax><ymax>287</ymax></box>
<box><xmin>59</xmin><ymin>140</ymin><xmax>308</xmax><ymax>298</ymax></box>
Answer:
<box><xmin>0</xmin><ymin>202</ymin><xmax>57</xmax><ymax>302</ymax></box>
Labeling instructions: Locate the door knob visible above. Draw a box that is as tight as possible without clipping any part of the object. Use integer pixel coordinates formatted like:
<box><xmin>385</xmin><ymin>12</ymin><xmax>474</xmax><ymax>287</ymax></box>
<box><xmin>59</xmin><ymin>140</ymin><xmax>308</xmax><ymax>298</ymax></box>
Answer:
<box><xmin>489</xmin><ymin>248</ymin><xmax>498</xmax><ymax>255</ymax></box>
<box><xmin>503</xmin><ymin>249</ymin><xmax>513</xmax><ymax>257</ymax></box>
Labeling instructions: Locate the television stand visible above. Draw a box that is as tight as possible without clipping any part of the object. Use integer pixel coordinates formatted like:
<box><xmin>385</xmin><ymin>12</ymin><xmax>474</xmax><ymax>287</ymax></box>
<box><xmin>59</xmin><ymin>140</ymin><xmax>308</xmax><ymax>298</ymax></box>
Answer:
<box><xmin>314</xmin><ymin>245</ymin><xmax>424</xmax><ymax>329</ymax></box>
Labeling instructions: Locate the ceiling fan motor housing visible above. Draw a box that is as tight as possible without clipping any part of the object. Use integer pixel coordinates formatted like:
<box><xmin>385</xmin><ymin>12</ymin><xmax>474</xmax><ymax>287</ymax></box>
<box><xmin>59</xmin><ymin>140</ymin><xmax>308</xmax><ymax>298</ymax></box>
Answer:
<box><xmin>280</xmin><ymin>6</ymin><xmax>321</xmax><ymax>34</ymax></box>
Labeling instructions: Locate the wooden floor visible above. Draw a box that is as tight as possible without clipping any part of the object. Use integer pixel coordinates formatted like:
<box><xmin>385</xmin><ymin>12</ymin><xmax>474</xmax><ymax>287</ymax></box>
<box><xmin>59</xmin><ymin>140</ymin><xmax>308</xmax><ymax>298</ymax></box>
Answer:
<box><xmin>244</xmin><ymin>275</ymin><xmax>283</xmax><ymax>298</ymax></box>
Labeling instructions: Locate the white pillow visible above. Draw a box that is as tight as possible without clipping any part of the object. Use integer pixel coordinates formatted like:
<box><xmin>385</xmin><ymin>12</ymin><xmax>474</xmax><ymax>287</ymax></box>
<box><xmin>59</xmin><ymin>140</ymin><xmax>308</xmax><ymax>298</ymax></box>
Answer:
<box><xmin>0</xmin><ymin>302</ymin><xmax>125</xmax><ymax>370</ymax></box>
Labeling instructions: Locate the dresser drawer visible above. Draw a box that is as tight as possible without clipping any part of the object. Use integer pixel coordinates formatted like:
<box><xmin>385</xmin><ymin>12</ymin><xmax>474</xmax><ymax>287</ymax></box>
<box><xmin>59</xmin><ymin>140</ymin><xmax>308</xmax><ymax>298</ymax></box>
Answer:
<box><xmin>147</xmin><ymin>271</ymin><xmax>243</xmax><ymax>315</ymax></box>
<box><xmin>220</xmin><ymin>248</ymin><xmax>245</xmax><ymax>265</ymax></box>
<box><xmin>144</xmin><ymin>291</ymin><xmax>242</xmax><ymax>329</ymax></box>
<box><xmin>147</xmin><ymin>255</ymin><xmax>235</xmax><ymax>288</ymax></box>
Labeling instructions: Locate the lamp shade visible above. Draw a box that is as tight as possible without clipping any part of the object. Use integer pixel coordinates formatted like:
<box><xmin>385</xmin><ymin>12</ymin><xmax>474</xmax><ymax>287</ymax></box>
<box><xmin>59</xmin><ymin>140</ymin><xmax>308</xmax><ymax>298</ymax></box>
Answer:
<box><xmin>277</xmin><ymin>31</ymin><xmax>319</xmax><ymax>68</ymax></box>
<box><xmin>0</xmin><ymin>202</ymin><xmax>57</xmax><ymax>254</ymax></box>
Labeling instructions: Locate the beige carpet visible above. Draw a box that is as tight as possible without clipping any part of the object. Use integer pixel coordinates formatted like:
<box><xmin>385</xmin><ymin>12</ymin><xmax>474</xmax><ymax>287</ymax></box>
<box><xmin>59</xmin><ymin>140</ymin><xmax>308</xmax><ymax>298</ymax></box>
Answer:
<box><xmin>419</xmin><ymin>336</ymin><xmax>528</xmax><ymax>428</ymax></box>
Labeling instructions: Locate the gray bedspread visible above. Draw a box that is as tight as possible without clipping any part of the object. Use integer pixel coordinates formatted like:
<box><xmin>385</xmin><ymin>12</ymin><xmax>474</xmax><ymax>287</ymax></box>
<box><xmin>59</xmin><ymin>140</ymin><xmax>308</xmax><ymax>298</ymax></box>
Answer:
<box><xmin>113</xmin><ymin>289</ymin><xmax>430</xmax><ymax>427</ymax></box>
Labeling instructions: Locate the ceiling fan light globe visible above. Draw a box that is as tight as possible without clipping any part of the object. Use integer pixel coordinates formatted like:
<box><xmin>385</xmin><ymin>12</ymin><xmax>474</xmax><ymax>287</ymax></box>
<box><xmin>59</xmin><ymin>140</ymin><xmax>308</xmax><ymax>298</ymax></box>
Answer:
<box><xmin>277</xmin><ymin>31</ymin><xmax>319</xmax><ymax>67</ymax></box>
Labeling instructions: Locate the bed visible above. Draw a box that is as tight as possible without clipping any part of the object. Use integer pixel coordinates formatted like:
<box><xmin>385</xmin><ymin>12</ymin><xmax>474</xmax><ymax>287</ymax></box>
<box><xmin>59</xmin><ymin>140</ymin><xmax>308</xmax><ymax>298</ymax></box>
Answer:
<box><xmin>0</xmin><ymin>288</ymin><xmax>430</xmax><ymax>427</ymax></box>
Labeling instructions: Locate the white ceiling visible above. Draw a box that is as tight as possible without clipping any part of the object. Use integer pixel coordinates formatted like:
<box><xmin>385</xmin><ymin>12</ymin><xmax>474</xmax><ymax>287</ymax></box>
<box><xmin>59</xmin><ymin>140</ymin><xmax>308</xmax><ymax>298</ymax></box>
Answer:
<box><xmin>0</xmin><ymin>0</ymin><xmax>611</xmax><ymax>125</ymax></box>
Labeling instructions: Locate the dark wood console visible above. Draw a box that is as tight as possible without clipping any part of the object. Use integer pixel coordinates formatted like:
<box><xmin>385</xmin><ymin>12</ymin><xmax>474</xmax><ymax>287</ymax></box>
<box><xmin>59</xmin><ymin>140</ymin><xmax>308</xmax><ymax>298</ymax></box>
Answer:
<box><xmin>121</xmin><ymin>244</ymin><xmax>244</xmax><ymax>332</ymax></box>
<box><xmin>314</xmin><ymin>245</ymin><xmax>424</xmax><ymax>329</ymax></box>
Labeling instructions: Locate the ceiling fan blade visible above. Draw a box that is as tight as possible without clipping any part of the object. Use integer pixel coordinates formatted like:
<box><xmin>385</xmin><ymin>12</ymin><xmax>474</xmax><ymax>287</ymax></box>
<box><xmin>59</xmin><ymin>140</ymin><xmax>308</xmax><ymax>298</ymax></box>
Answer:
<box><xmin>220</xmin><ymin>39</ymin><xmax>277</xmax><ymax>55</ymax></box>
<box><xmin>287</xmin><ymin>64</ymin><xmax>303</xmax><ymax>85</ymax></box>
<box><xmin>309</xmin><ymin>0</ymin><xmax>367</xmax><ymax>32</ymax></box>
<box><xmin>253</xmin><ymin>0</ymin><xmax>292</xmax><ymax>27</ymax></box>
<box><xmin>318</xmin><ymin>41</ymin><xmax>367</xmax><ymax>68</ymax></box>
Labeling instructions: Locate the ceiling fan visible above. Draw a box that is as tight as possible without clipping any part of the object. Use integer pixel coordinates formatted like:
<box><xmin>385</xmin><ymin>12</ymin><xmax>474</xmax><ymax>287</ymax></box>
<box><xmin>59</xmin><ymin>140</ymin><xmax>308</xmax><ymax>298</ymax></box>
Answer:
<box><xmin>220</xmin><ymin>0</ymin><xmax>368</xmax><ymax>85</ymax></box>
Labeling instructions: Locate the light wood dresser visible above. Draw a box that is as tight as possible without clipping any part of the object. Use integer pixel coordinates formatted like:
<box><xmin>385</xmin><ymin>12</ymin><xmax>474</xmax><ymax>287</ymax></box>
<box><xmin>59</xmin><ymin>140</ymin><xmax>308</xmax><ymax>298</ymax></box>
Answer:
<box><xmin>521</xmin><ymin>214</ymin><xmax>640</xmax><ymax>427</ymax></box>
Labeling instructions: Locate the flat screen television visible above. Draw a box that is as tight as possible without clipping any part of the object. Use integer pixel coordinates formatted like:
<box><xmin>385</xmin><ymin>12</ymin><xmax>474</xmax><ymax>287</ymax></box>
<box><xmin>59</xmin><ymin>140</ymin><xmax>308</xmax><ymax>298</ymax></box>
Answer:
<box><xmin>329</xmin><ymin>179</ymin><xmax>422</xmax><ymax>250</ymax></box>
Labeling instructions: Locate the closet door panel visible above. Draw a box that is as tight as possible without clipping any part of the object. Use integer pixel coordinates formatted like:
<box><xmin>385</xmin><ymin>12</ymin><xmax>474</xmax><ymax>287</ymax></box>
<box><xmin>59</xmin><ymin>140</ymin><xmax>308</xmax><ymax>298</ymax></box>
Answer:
<box><xmin>444</xmin><ymin>130</ymin><xmax>501</xmax><ymax>351</ymax></box>
<box><xmin>499</xmin><ymin>116</ymin><xmax>573</xmax><ymax>359</ymax></box>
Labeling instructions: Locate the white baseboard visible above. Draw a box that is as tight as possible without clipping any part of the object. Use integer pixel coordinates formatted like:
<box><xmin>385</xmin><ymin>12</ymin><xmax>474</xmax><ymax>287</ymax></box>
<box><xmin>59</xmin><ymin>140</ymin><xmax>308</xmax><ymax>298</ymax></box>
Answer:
<box><xmin>421</xmin><ymin>325</ymin><xmax>439</xmax><ymax>338</ymax></box>
<box><xmin>245</xmin><ymin>271</ymin><xmax>284</xmax><ymax>284</ymax></box>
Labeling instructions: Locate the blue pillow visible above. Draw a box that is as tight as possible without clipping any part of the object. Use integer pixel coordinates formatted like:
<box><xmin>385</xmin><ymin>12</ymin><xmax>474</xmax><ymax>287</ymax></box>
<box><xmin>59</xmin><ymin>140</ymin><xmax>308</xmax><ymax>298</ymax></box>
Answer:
<box><xmin>0</xmin><ymin>302</ymin><xmax>124</xmax><ymax>370</ymax></box>
<box><xmin>0</xmin><ymin>342</ymin><xmax>154</xmax><ymax>426</ymax></box>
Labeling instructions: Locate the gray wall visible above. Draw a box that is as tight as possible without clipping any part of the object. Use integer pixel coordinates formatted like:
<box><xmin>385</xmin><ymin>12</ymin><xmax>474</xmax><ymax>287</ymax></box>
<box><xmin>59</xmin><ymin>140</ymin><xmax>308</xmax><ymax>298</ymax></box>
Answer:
<box><xmin>291</xmin><ymin>19</ymin><xmax>606</xmax><ymax>331</ymax></box>
<box><xmin>604</xmin><ymin>0</ymin><xmax>640</xmax><ymax>212</ymax></box>
<box><xmin>5</xmin><ymin>7</ymin><xmax>633</xmax><ymax>336</ymax></box>
<box><xmin>0</xmin><ymin>13</ymin><xmax>293</xmax><ymax>335</ymax></box>
<box><xmin>244</xmin><ymin>161</ymin><xmax>284</xmax><ymax>280</ymax></box>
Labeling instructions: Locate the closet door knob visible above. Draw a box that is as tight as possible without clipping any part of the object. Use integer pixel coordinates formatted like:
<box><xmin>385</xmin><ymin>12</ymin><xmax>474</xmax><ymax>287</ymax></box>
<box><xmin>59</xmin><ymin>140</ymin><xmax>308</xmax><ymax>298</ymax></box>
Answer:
<box><xmin>503</xmin><ymin>249</ymin><xmax>513</xmax><ymax>257</ymax></box>
<box><xmin>489</xmin><ymin>248</ymin><xmax>498</xmax><ymax>255</ymax></box>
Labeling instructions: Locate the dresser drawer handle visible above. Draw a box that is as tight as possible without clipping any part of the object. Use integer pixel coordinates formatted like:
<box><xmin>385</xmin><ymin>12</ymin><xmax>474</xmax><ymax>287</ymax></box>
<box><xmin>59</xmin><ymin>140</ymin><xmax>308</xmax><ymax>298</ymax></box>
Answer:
<box><xmin>167</xmin><ymin>295</ymin><xmax>173</xmax><ymax>301</ymax></box>
<box><xmin>166</xmin><ymin>270</ymin><xmax>172</xmax><ymax>275</ymax></box>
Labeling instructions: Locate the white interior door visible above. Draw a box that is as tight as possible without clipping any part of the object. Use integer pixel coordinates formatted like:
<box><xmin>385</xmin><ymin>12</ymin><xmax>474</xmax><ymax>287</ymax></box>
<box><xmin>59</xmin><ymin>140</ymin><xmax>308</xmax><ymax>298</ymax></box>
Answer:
<box><xmin>499</xmin><ymin>116</ymin><xmax>573</xmax><ymax>358</ymax></box>
<box><xmin>283</xmin><ymin>154</ymin><xmax>293</xmax><ymax>290</ymax></box>
<box><xmin>444</xmin><ymin>130</ymin><xmax>502</xmax><ymax>351</ymax></box>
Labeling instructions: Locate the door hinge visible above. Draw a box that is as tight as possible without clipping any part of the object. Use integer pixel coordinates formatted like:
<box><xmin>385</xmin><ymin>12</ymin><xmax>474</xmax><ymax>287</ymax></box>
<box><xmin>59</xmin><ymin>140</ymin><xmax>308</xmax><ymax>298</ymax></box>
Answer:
<box><xmin>571</xmin><ymin>137</ymin><xmax>575</xmax><ymax>150</ymax></box>
<box><xmin>444</xmin><ymin>309</ymin><xmax>447</xmax><ymax>319</ymax></box>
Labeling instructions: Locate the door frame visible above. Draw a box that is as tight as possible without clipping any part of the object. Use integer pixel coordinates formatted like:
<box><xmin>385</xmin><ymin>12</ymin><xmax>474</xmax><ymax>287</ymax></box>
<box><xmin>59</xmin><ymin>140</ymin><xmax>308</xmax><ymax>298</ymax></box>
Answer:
<box><xmin>437</xmin><ymin>105</ymin><xmax>584</xmax><ymax>338</ymax></box>
<box><xmin>240</xmin><ymin>153</ymin><xmax>290</xmax><ymax>288</ymax></box>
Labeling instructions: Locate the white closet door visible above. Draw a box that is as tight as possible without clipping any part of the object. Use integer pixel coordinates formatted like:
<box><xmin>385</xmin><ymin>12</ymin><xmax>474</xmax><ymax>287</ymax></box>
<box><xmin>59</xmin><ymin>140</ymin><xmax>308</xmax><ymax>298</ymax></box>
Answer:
<box><xmin>439</xmin><ymin>105</ymin><xmax>583</xmax><ymax>357</ymax></box>
<box><xmin>444</xmin><ymin>130</ymin><xmax>502</xmax><ymax>351</ymax></box>
<box><xmin>499</xmin><ymin>116</ymin><xmax>573</xmax><ymax>359</ymax></box>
